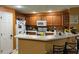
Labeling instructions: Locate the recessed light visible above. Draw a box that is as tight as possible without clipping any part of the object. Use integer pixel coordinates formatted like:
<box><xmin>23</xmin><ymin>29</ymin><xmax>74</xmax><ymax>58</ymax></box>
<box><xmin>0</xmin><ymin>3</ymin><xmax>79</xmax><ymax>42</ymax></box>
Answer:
<box><xmin>15</xmin><ymin>5</ymin><xmax>22</xmax><ymax>8</ymax></box>
<box><xmin>32</xmin><ymin>11</ymin><xmax>37</xmax><ymax>14</ymax></box>
<box><xmin>48</xmin><ymin>10</ymin><xmax>52</xmax><ymax>12</ymax></box>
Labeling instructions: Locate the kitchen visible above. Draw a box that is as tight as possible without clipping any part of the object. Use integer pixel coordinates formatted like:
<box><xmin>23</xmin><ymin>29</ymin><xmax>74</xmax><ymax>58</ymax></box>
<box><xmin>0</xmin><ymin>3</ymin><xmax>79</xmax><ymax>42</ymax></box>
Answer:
<box><xmin>0</xmin><ymin>5</ymin><xmax>79</xmax><ymax>54</ymax></box>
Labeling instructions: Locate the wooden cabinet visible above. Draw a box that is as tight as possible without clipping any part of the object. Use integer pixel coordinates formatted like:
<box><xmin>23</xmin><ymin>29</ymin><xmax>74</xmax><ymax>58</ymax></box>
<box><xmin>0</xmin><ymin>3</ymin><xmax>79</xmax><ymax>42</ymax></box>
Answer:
<box><xmin>18</xmin><ymin>36</ymin><xmax>76</xmax><ymax>54</ymax></box>
<box><xmin>30</xmin><ymin>16</ymin><xmax>37</xmax><ymax>25</ymax></box>
<box><xmin>63</xmin><ymin>15</ymin><xmax>69</xmax><ymax>26</ymax></box>
<box><xmin>26</xmin><ymin>12</ymin><xmax>65</xmax><ymax>27</ymax></box>
<box><xmin>42</xmin><ymin>15</ymin><xmax>63</xmax><ymax>26</ymax></box>
<box><xmin>63</xmin><ymin>10</ymin><xmax>69</xmax><ymax>28</ymax></box>
<box><xmin>52</xmin><ymin>15</ymin><xmax>63</xmax><ymax>26</ymax></box>
<box><xmin>26</xmin><ymin>15</ymin><xmax>40</xmax><ymax>26</ymax></box>
<box><xmin>46</xmin><ymin>16</ymin><xmax>53</xmax><ymax>26</ymax></box>
<box><xmin>18</xmin><ymin>39</ymin><xmax>48</xmax><ymax>54</ymax></box>
<box><xmin>26</xmin><ymin>16</ymin><xmax>30</xmax><ymax>25</ymax></box>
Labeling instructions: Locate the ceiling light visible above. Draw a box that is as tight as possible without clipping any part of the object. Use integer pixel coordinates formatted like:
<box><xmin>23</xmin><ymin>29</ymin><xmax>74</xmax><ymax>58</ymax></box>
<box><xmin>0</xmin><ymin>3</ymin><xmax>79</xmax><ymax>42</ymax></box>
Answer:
<box><xmin>32</xmin><ymin>11</ymin><xmax>37</xmax><ymax>14</ymax></box>
<box><xmin>48</xmin><ymin>10</ymin><xmax>52</xmax><ymax>12</ymax></box>
<box><xmin>15</xmin><ymin>5</ymin><xmax>22</xmax><ymax>8</ymax></box>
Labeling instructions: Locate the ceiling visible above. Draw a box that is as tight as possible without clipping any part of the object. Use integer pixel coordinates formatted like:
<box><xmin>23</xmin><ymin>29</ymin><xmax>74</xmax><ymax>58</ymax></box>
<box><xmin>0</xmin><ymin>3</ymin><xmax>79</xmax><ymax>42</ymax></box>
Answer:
<box><xmin>6</xmin><ymin>5</ymin><xmax>79</xmax><ymax>14</ymax></box>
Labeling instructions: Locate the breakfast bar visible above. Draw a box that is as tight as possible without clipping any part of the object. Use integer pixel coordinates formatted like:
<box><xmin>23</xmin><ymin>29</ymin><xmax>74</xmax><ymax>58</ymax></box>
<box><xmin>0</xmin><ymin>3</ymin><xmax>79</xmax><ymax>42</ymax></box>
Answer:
<box><xmin>15</xmin><ymin>33</ymin><xmax>78</xmax><ymax>54</ymax></box>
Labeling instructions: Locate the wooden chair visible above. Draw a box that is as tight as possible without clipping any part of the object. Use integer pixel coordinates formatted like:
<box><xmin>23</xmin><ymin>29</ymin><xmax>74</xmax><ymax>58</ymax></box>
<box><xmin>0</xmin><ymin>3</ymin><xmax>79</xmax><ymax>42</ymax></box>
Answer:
<box><xmin>53</xmin><ymin>45</ymin><xmax>65</xmax><ymax>54</ymax></box>
<box><xmin>75</xmin><ymin>36</ymin><xmax>79</xmax><ymax>50</ymax></box>
<box><xmin>65</xmin><ymin>42</ymin><xmax>78</xmax><ymax>54</ymax></box>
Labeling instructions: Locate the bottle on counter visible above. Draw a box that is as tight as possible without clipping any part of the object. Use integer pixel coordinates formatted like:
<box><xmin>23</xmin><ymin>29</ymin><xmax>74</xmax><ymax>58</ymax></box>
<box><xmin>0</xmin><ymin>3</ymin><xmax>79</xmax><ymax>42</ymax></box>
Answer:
<box><xmin>53</xmin><ymin>26</ymin><xmax>56</xmax><ymax>35</ymax></box>
<box><xmin>63</xmin><ymin>26</ymin><xmax>70</xmax><ymax>34</ymax></box>
<box><xmin>40</xmin><ymin>32</ymin><xmax>45</xmax><ymax>36</ymax></box>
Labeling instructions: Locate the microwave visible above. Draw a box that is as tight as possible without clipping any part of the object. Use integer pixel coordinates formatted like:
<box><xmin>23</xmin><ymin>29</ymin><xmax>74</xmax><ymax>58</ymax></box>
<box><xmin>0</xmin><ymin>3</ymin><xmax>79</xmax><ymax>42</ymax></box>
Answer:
<box><xmin>37</xmin><ymin>20</ymin><xmax>47</xmax><ymax>26</ymax></box>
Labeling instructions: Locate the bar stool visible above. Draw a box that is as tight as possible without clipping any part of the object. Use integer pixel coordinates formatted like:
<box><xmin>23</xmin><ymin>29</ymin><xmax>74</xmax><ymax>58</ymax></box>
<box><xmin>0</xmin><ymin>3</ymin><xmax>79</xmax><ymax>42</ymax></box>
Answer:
<box><xmin>75</xmin><ymin>36</ymin><xmax>79</xmax><ymax>50</ymax></box>
<box><xmin>53</xmin><ymin>45</ymin><xmax>65</xmax><ymax>54</ymax></box>
<box><xmin>65</xmin><ymin>42</ymin><xmax>78</xmax><ymax>54</ymax></box>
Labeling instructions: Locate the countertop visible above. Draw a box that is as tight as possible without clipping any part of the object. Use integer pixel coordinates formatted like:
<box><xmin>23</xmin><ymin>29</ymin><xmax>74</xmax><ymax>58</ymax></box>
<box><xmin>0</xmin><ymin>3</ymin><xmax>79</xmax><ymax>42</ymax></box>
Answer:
<box><xmin>15</xmin><ymin>33</ymin><xmax>79</xmax><ymax>41</ymax></box>
<box><xmin>27</xmin><ymin>30</ymin><xmax>54</xmax><ymax>33</ymax></box>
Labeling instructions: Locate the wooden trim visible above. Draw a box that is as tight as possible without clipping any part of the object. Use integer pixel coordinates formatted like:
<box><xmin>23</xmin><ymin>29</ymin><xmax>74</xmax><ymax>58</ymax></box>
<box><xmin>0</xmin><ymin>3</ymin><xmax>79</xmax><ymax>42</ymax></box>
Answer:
<box><xmin>13</xmin><ymin>10</ymin><xmax>16</xmax><ymax>49</ymax></box>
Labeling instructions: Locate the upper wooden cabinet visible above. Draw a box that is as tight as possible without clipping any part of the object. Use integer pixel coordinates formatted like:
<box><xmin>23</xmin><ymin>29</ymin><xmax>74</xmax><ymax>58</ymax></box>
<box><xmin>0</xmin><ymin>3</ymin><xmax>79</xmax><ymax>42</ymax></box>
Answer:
<box><xmin>43</xmin><ymin>15</ymin><xmax>63</xmax><ymax>26</ymax></box>
<box><xmin>30</xmin><ymin>16</ymin><xmax>39</xmax><ymax>25</ymax></box>
<box><xmin>26</xmin><ymin>16</ymin><xmax>30</xmax><ymax>25</ymax></box>
<box><xmin>46</xmin><ymin>16</ymin><xmax>53</xmax><ymax>26</ymax></box>
<box><xmin>26</xmin><ymin>15</ymin><xmax>41</xmax><ymax>25</ymax></box>
<box><xmin>25</xmin><ymin>11</ymin><xmax>69</xmax><ymax>27</ymax></box>
<box><xmin>63</xmin><ymin>10</ymin><xmax>69</xmax><ymax>28</ymax></box>
<box><xmin>52</xmin><ymin>15</ymin><xmax>63</xmax><ymax>26</ymax></box>
<box><xmin>26</xmin><ymin>15</ymin><xmax>63</xmax><ymax>26</ymax></box>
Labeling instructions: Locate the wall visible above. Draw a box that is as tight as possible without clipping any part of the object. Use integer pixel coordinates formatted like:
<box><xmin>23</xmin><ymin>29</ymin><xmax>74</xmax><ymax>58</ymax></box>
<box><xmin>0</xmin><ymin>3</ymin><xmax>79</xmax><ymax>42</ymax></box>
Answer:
<box><xmin>16</xmin><ymin>12</ymin><xmax>26</xmax><ymax>20</ymax></box>
<box><xmin>69</xmin><ymin>7</ymin><xmax>79</xmax><ymax>31</ymax></box>
<box><xmin>69</xmin><ymin>7</ymin><xmax>79</xmax><ymax>15</ymax></box>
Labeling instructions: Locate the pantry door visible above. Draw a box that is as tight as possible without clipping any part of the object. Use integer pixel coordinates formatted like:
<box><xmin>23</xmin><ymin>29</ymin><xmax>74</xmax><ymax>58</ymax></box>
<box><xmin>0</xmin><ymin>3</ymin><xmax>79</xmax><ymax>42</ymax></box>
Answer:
<box><xmin>0</xmin><ymin>12</ymin><xmax>13</xmax><ymax>54</ymax></box>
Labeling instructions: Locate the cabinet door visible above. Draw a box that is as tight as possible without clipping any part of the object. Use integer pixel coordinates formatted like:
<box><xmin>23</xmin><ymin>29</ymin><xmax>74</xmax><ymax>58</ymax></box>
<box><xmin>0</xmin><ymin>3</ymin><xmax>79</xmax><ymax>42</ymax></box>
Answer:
<box><xmin>46</xmin><ymin>16</ymin><xmax>53</xmax><ymax>26</ymax></box>
<box><xmin>63</xmin><ymin>11</ymin><xmax>69</xmax><ymax>28</ymax></box>
<box><xmin>52</xmin><ymin>15</ymin><xmax>62</xmax><ymax>26</ymax></box>
<box><xmin>30</xmin><ymin>16</ymin><xmax>40</xmax><ymax>25</ymax></box>
<box><xmin>26</xmin><ymin>17</ymin><xmax>30</xmax><ymax>25</ymax></box>
<box><xmin>30</xmin><ymin>16</ymin><xmax>36</xmax><ymax>25</ymax></box>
